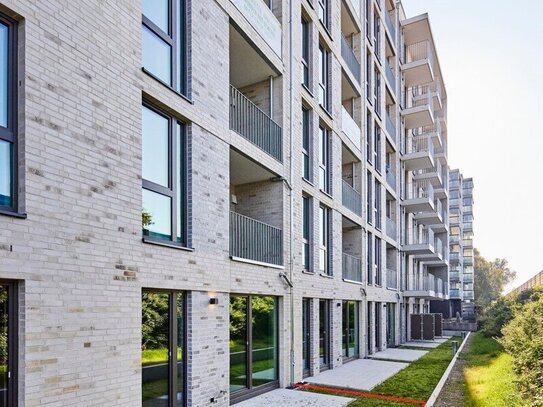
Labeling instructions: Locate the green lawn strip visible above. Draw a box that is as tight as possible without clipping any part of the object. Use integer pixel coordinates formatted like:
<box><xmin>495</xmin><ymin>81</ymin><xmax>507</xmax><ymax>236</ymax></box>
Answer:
<box><xmin>296</xmin><ymin>385</ymin><xmax>415</xmax><ymax>407</ymax></box>
<box><xmin>346</xmin><ymin>337</ymin><xmax>460</xmax><ymax>406</ymax></box>
<box><xmin>462</xmin><ymin>333</ymin><xmax>523</xmax><ymax>407</ymax></box>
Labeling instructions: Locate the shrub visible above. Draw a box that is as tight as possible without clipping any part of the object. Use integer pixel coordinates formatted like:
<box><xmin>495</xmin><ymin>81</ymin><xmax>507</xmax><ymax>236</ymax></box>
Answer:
<box><xmin>500</xmin><ymin>295</ymin><xmax>543</xmax><ymax>406</ymax></box>
<box><xmin>480</xmin><ymin>296</ymin><xmax>515</xmax><ymax>337</ymax></box>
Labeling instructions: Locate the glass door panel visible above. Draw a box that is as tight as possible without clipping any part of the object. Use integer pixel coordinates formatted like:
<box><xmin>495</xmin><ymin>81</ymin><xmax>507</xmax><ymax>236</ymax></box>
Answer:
<box><xmin>229</xmin><ymin>296</ymin><xmax>248</xmax><ymax>392</ymax></box>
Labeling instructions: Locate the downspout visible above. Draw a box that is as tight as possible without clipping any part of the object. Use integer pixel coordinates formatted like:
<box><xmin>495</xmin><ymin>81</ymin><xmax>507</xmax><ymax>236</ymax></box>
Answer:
<box><xmin>288</xmin><ymin>0</ymin><xmax>295</xmax><ymax>389</ymax></box>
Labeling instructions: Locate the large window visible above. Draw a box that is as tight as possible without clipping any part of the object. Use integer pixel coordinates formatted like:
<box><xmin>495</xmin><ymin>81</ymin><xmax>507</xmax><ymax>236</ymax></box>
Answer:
<box><xmin>0</xmin><ymin>282</ymin><xmax>17</xmax><ymax>407</ymax></box>
<box><xmin>0</xmin><ymin>16</ymin><xmax>17</xmax><ymax>214</ymax></box>
<box><xmin>141</xmin><ymin>290</ymin><xmax>185</xmax><ymax>407</ymax></box>
<box><xmin>342</xmin><ymin>301</ymin><xmax>359</xmax><ymax>360</ymax></box>
<box><xmin>319</xmin><ymin>205</ymin><xmax>331</xmax><ymax>275</ymax></box>
<box><xmin>302</xmin><ymin>298</ymin><xmax>311</xmax><ymax>377</ymax></box>
<box><xmin>318</xmin><ymin>44</ymin><xmax>330</xmax><ymax>111</ymax></box>
<box><xmin>302</xmin><ymin>109</ymin><xmax>311</xmax><ymax>181</ymax></box>
<box><xmin>302</xmin><ymin>196</ymin><xmax>312</xmax><ymax>271</ymax></box>
<box><xmin>318</xmin><ymin>126</ymin><xmax>330</xmax><ymax>193</ymax></box>
<box><xmin>318</xmin><ymin>299</ymin><xmax>330</xmax><ymax>370</ymax></box>
<box><xmin>230</xmin><ymin>296</ymin><xmax>278</xmax><ymax>401</ymax></box>
<box><xmin>301</xmin><ymin>17</ymin><xmax>310</xmax><ymax>88</ymax></box>
<box><xmin>142</xmin><ymin>0</ymin><xmax>187</xmax><ymax>94</ymax></box>
<box><xmin>141</xmin><ymin>104</ymin><xmax>187</xmax><ymax>247</ymax></box>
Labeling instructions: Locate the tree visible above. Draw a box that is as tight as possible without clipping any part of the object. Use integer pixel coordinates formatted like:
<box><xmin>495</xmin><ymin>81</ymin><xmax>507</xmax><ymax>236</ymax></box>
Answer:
<box><xmin>474</xmin><ymin>248</ymin><xmax>516</xmax><ymax>316</ymax></box>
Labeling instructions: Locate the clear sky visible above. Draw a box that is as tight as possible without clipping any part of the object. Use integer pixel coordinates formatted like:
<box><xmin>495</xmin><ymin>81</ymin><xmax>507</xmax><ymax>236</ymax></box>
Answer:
<box><xmin>401</xmin><ymin>0</ymin><xmax>543</xmax><ymax>292</ymax></box>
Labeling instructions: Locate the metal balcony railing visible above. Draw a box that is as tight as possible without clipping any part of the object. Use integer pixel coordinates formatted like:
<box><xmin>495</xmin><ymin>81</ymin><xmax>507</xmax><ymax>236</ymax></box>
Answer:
<box><xmin>229</xmin><ymin>85</ymin><xmax>283</xmax><ymax>161</ymax></box>
<box><xmin>435</xmin><ymin>238</ymin><xmax>444</xmax><ymax>258</ymax></box>
<box><xmin>404</xmin><ymin>40</ymin><xmax>434</xmax><ymax>67</ymax></box>
<box><xmin>386</xmin><ymin>166</ymin><xmax>396</xmax><ymax>190</ymax></box>
<box><xmin>408</xmin><ymin>273</ymin><xmax>435</xmax><ymax>291</ymax></box>
<box><xmin>449</xmin><ymin>288</ymin><xmax>461</xmax><ymax>298</ymax></box>
<box><xmin>463</xmin><ymin>273</ymin><xmax>474</xmax><ymax>283</ymax></box>
<box><xmin>341</xmin><ymin>107</ymin><xmax>361</xmax><ymax>149</ymax></box>
<box><xmin>230</xmin><ymin>211</ymin><xmax>283</xmax><ymax>266</ymax></box>
<box><xmin>384</xmin><ymin>11</ymin><xmax>396</xmax><ymax>42</ymax></box>
<box><xmin>386</xmin><ymin>217</ymin><xmax>396</xmax><ymax>240</ymax></box>
<box><xmin>387</xmin><ymin>268</ymin><xmax>398</xmax><ymax>289</ymax></box>
<box><xmin>385</xmin><ymin>61</ymin><xmax>396</xmax><ymax>91</ymax></box>
<box><xmin>343</xmin><ymin>252</ymin><xmax>363</xmax><ymax>282</ymax></box>
<box><xmin>449</xmin><ymin>271</ymin><xmax>460</xmax><ymax>280</ymax></box>
<box><xmin>342</xmin><ymin>180</ymin><xmax>362</xmax><ymax>215</ymax></box>
<box><xmin>404</xmin><ymin>227</ymin><xmax>434</xmax><ymax>246</ymax></box>
<box><xmin>341</xmin><ymin>35</ymin><xmax>361</xmax><ymax>83</ymax></box>
<box><xmin>435</xmin><ymin>277</ymin><xmax>443</xmax><ymax>295</ymax></box>
<box><xmin>386</xmin><ymin>113</ymin><xmax>396</xmax><ymax>142</ymax></box>
<box><xmin>407</xmin><ymin>179</ymin><xmax>434</xmax><ymax>201</ymax></box>
<box><xmin>406</xmin><ymin>133</ymin><xmax>434</xmax><ymax>156</ymax></box>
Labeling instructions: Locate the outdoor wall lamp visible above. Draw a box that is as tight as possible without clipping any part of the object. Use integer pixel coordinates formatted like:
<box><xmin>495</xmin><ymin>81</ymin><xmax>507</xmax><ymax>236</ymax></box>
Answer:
<box><xmin>209</xmin><ymin>297</ymin><xmax>219</xmax><ymax>305</ymax></box>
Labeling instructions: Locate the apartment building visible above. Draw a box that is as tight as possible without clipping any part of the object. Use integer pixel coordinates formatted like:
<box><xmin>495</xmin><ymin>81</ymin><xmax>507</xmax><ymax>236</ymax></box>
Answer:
<box><xmin>432</xmin><ymin>169</ymin><xmax>474</xmax><ymax>320</ymax></box>
<box><xmin>0</xmin><ymin>0</ymin><xmax>448</xmax><ymax>405</ymax></box>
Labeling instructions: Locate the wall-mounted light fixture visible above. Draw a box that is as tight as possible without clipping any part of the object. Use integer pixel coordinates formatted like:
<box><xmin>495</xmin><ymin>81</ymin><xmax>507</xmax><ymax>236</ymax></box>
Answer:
<box><xmin>360</xmin><ymin>288</ymin><xmax>367</xmax><ymax>297</ymax></box>
<box><xmin>209</xmin><ymin>297</ymin><xmax>219</xmax><ymax>305</ymax></box>
<box><xmin>337</xmin><ymin>302</ymin><xmax>341</xmax><ymax>307</ymax></box>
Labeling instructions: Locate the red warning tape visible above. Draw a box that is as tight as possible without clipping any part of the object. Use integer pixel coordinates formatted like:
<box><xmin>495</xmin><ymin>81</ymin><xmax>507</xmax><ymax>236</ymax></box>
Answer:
<box><xmin>294</xmin><ymin>382</ymin><xmax>427</xmax><ymax>406</ymax></box>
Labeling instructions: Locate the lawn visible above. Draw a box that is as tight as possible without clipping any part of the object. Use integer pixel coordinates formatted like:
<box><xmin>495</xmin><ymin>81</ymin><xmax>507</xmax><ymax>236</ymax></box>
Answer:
<box><xmin>462</xmin><ymin>332</ymin><xmax>522</xmax><ymax>407</ymax></box>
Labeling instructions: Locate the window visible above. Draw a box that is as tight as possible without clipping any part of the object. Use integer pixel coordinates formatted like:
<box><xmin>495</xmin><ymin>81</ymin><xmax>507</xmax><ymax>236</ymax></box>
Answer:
<box><xmin>318</xmin><ymin>44</ymin><xmax>330</xmax><ymax>111</ymax></box>
<box><xmin>374</xmin><ymin>180</ymin><xmax>381</xmax><ymax>229</ymax></box>
<box><xmin>367</xmin><ymin>232</ymin><xmax>373</xmax><ymax>284</ymax></box>
<box><xmin>367</xmin><ymin>301</ymin><xmax>373</xmax><ymax>354</ymax></box>
<box><xmin>366</xmin><ymin>53</ymin><xmax>372</xmax><ymax>103</ymax></box>
<box><xmin>0</xmin><ymin>16</ymin><xmax>17</xmax><ymax>214</ymax></box>
<box><xmin>302</xmin><ymin>298</ymin><xmax>311</xmax><ymax>377</ymax></box>
<box><xmin>318</xmin><ymin>126</ymin><xmax>330</xmax><ymax>193</ymax></box>
<box><xmin>374</xmin><ymin>67</ymin><xmax>381</xmax><ymax>117</ymax></box>
<box><xmin>142</xmin><ymin>290</ymin><xmax>185</xmax><ymax>406</ymax></box>
<box><xmin>302</xmin><ymin>109</ymin><xmax>311</xmax><ymax>181</ymax></box>
<box><xmin>0</xmin><ymin>282</ymin><xmax>17</xmax><ymax>407</ymax></box>
<box><xmin>366</xmin><ymin>172</ymin><xmax>372</xmax><ymax>224</ymax></box>
<box><xmin>230</xmin><ymin>296</ymin><xmax>278</xmax><ymax>400</ymax></box>
<box><xmin>319</xmin><ymin>299</ymin><xmax>331</xmax><ymax>370</ymax></box>
<box><xmin>366</xmin><ymin>111</ymin><xmax>372</xmax><ymax>163</ymax></box>
<box><xmin>374</xmin><ymin>124</ymin><xmax>381</xmax><ymax>170</ymax></box>
<box><xmin>374</xmin><ymin>302</ymin><xmax>381</xmax><ymax>350</ymax></box>
<box><xmin>302</xmin><ymin>196</ymin><xmax>312</xmax><ymax>271</ymax></box>
<box><xmin>319</xmin><ymin>205</ymin><xmax>331</xmax><ymax>275</ymax></box>
<box><xmin>373</xmin><ymin>13</ymin><xmax>381</xmax><ymax>59</ymax></box>
<box><xmin>365</xmin><ymin>0</ymin><xmax>371</xmax><ymax>39</ymax></box>
<box><xmin>301</xmin><ymin>17</ymin><xmax>310</xmax><ymax>88</ymax></box>
<box><xmin>318</xmin><ymin>0</ymin><xmax>329</xmax><ymax>30</ymax></box>
<box><xmin>142</xmin><ymin>0</ymin><xmax>187</xmax><ymax>94</ymax></box>
<box><xmin>142</xmin><ymin>104</ymin><xmax>187</xmax><ymax>247</ymax></box>
<box><xmin>342</xmin><ymin>301</ymin><xmax>359</xmax><ymax>360</ymax></box>
<box><xmin>375</xmin><ymin>237</ymin><xmax>382</xmax><ymax>285</ymax></box>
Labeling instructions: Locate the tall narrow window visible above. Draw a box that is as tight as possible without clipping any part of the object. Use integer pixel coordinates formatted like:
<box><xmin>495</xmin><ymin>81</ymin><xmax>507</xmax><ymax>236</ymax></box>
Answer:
<box><xmin>374</xmin><ymin>67</ymin><xmax>381</xmax><ymax>117</ymax></box>
<box><xmin>0</xmin><ymin>16</ymin><xmax>17</xmax><ymax>213</ymax></box>
<box><xmin>318</xmin><ymin>44</ymin><xmax>329</xmax><ymax>111</ymax></box>
<box><xmin>319</xmin><ymin>205</ymin><xmax>330</xmax><ymax>275</ymax></box>
<box><xmin>318</xmin><ymin>0</ymin><xmax>329</xmax><ymax>30</ymax></box>
<box><xmin>374</xmin><ymin>302</ymin><xmax>381</xmax><ymax>350</ymax></box>
<box><xmin>366</xmin><ymin>111</ymin><xmax>372</xmax><ymax>163</ymax></box>
<box><xmin>319</xmin><ymin>299</ymin><xmax>330</xmax><ymax>370</ymax></box>
<box><xmin>366</xmin><ymin>53</ymin><xmax>372</xmax><ymax>103</ymax></box>
<box><xmin>230</xmin><ymin>296</ymin><xmax>278</xmax><ymax>401</ymax></box>
<box><xmin>342</xmin><ymin>301</ymin><xmax>359</xmax><ymax>360</ymax></box>
<box><xmin>318</xmin><ymin>126</ymin><xmax>330</xmax><ymax>193</ymax></box>
<box><xmin>302</xmin><ymin>196</ymin><xmax>312</xmax><ymax>271</ymax></box>
<box><xmin>375</xmin><ymin>237</ymin><xmax>382</xmax><ymax>285</ymax></box>
<box><xmin>301</xmin><ymin>18</ymin><xmax>310</xmax><ymax>88</ymax></box>
<box><xmin>142</xmin><ymin>0</ymin><xmax>187</xmax><ymax>94</ymax></box>
<box><xmin>365</xmin><ymin>0</ymin><xmax>371</xmax><ymax>40</ymax></box>
<box><xmin>366</xmin><ymin>172</ymin><xmax>372</xmax><ymax>224</ymax></box>
<box><xmin>302</xmin><ymin>109</ymin><xmax>311</xmax><ymax>181</ymax></box>
<box><xmin>374</xmin><ymin>125</ymin><xmax>381</xmax><ymax>171</ymax></box>
<box><xmin>373</xmin><ymin>13</ymin><xmax>381</xmax><ymax>60</ymax></box>
<box><xmin>374</xmin><ymin>180</ymin><xmax>381</xmax><ymax>229</ymax></box>
<box><xmin>367</xmin><ymin>301</ymin><xmax>373</xmax><ymax>354</ymax></box>
<box><xmin>142</xmin><ymin>104</ymin><xmax>187</xmax><ymax>247</ymax></box>
<box><xmin>0</xmin><ymin>282</ymin><xmax>17</xmax><ymax>406</ymax></box>
<box><xmin>302</xmin><ymin>298</ymin><xmax>311</xmax><ymax>377</ymax></box>
<box><xmin>142</xmin><ymin>290</ymin><xmax>185</xmax><ymax>407</ymax></box>
<box><xmin>367</xmin><ymin>232</ymin><xmax>373</xmax><ymax>284</ymax></box>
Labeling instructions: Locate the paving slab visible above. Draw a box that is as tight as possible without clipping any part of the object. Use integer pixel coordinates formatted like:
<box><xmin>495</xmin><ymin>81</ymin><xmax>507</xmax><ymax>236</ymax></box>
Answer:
<box><xmin>235</xmin><ymin>388</ymin><xmax>353</xmax><ymax>407</ymax></box>
<box><xmin>403</xmin><ymin>338</ymin><xmax>448</xmax><ymax>349</ymax></box>
<box><xmin>306</xmin><ymin>359</ymin><xmax>409</xmax><ymax>390</ymax></box>
<box><xmin>371</xmin><ymin>348</ymin><xmax>428</xmax><ymax>362</ymax></box>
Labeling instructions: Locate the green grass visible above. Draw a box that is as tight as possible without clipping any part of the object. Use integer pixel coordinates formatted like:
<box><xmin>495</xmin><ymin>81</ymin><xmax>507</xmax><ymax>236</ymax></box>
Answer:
<box><xmin>462</xmin><ymin>333</ymin><xmax>522</xmax><ymax>407</ymax></box>
<box><xmin>142</xmin><ymin>347</ymin><xmax>182</xmax><ymax>366</ymax></box>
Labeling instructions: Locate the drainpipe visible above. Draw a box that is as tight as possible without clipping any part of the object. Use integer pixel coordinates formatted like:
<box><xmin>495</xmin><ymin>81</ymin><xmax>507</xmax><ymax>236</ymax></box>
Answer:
<box><xmin>288</xmin><ymin>0</ymin><xmax>295</xmax><ymax>389</ymax></box>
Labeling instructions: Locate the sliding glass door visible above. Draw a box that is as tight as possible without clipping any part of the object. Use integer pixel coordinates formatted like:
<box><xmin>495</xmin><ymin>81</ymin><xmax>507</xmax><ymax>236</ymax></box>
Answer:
<box><xmin>230</xmin><ymin>295</ymin><xmax>278</xmax><ymax>402</ymax></box>
<box><xmin>0</xmin><ymin>282</ymin><xmax>16</xmax><ymax>407</ymax></box>
<box><xmin>342</xmin><ymin>301</ymin><xmax>359</xmax><ymax>361</ymax></box>
<box><xmin>318</xmin><ymin>299</ymin><xmax>330</xmax><ymax>370</ymax></box>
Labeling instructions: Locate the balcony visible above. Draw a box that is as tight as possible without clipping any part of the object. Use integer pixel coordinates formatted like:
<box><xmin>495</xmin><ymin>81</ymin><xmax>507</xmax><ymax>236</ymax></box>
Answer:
<box><xmin>230</xmin><ymin>85</ymin><xmax>283</xmax><ymax>161</ymax></box>
<box><xmin>230</xmin><ymin>211</ymin><xmax>283</xmax><ymax>266</ymax></box>
<box><xmin>341</xmin><ymin>107</ymin><xmax>361</xmax><ymax>150</ymax></box>
<box><xmin>385</xmin><ymin>60</ymin><xmax>396</xmax><ymax>92</ymax></box>
<box><xmin>401</xmin><ymin>40</ymin><xmax>434</xmax><ymax>87</ymax></box>
<box><xmin>385</xmin><ymin>113</ymin><xmax>397</xmax><ymax>143</ymax></box>
<box><xmin>404</xmin><ymin>274</ymin><xmax>441</xmax><ymax>300</ymax></box>
<box><xmin>463</xmin><ymin>238</ymin><xmax>473</xmax><ymax>248</ymax></box>
<box><xmin>463</xmin><ymin>273</ymin><xmax>474</xmax><ymax>283</ymax></box>
<box><xmin>384</xmin><ymin>11</ymin><xmax>396</xmax><ymax>43</ymax></box>
<box><xmin>386</xmin><ymin>217</ymin><xmax>397</xmax><ymax>240</ymax></box>
<box><xmin>341</xmin><ymin>35</ymin><xmax>361</xmax><ymax>84</ymax></box>
<box><xmin>449</xmin><ymin>288</ymin><xmax>461</xmax><ymax>299</ymax></box>
<box><xmin>401</xmin><ymin>134</ymin><xmax>434</xmax><ymax>171</ymax></box>
<box><xmin>343</xmin><ymin>252</ymin><xmax>363</xmax><ymax>283</ymax></box>
<box><xmin>401</xmin><ymin>88</ymin><xmax>434</xmax><ymax>129</ymax></box>
<box><xmin>464</xmin><ymin>257</ymin><xmax>474</xmax><ymax>266</ymax></box>
<box><xmin>463</xmin><ymin>291</ymin><xmax>474</xmax><ymax>301</ymax></box>
<box><xmin>342</xmin><ymin>180</ymin><xmax>362</xmax><ymax>216</ymax></box>
<box><xmin>401</xmin><ymin>180</ymin><xmax>434</xmax><ymax>213</ymax></box>
<box><xmin>387</xmin><ymin>268</ymin><xmax>398</xmax><ymax>289</ymax></box>
<box><xmin>449</xmin><ymin>252</ymin><xmax>460</xmax><ymax>262</ymax></box>
<box><xmin>415</xmin><ymin>198</ymin><xmax>443</xmax><ymax>226</ymax></box>
<box><xmin>418</xmin><ymin>237</ymin><xmax>446</xmax><ymax>263</ymax></box>
<box><xmin>230</xmin><ymin>0</ymin><xmax>281</xmax><ymax>57</ymax></box>
<box><xmin>402</xmin><ymin>227</ymin><xmax>434</xmax><ymax>255</ymax></box>
<box><xmin>449</xmin><ymin>271</ymin><xmax>460</xmax><ymax>280</ymax></box>
<box><xmin>385</xmin><ymin>167</ymin><xmax>396</xmax><ymax>191</ymax></box>
<box><xmin>414</xmin><ymin>160</ymin><xmax>444</xmax><ymax>187</ymax></box>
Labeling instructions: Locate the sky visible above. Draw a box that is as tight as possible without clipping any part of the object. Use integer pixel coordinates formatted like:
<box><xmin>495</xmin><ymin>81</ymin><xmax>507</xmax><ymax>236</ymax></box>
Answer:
<box><xmin>401</xmin><ymin>0</ymin><xmax>543</xmax><ymax>292</ymax></box>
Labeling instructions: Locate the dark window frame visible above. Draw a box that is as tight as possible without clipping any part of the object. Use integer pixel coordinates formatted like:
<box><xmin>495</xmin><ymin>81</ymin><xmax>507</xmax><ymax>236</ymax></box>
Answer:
<box><xmin>141</xmin><ymin>102</ymin><xmax>188</xmax><ymax>248</ymax></box>
<box><xmin>318</xmin><ymin>205</ymin><xmax>332</xmax><ymax>276</ymax></box>
<box><xmin>141</xmin><ymin>0</ymin><xmax>188</xmax><ymax>96</ymax></box>
<box><xmin>302</xmin><ymin>298</ymin><xmax>311</xmax><ymax>377</ymax></box>
<box><xmin>301</xmin><ymin>17</ymin><xmax>311</xmax><ymax>89</ymax></box>
<box><xmin>318</xmin><ymin>125</ymin><xmax>331</xmax><ymax>194</ymax></box>
<box><xmin>367</xmin><ymin>232</ymin><xmax>373</xmax><ymax>284</ymax></box>
<box><xmin>318</xmin><ymin>44</ymin><xmax>330</xmax><ymax>112</ymax></box>
<box><xmin>318</xmin><ymin>299</ymin><xmax>331</xmax><ymax>370</ymax></box>
<box><xmin>302</xmin><ymin>195</ymin><xmax>313</xmax><ymax>272</ymax></box>
<box><xmin>0</xmin><ymin>15</ymin><xmax>19</xmax><ymax>216</ymax></box>
<box><xmin>302</xmin><ymin>108</ymin><xmax>311</xmax><ymax>181</ymax></box>
<box><xmin>141</xmin><ymin>289</ymin><xmax>187</xmax><ymax>407</ymax></box>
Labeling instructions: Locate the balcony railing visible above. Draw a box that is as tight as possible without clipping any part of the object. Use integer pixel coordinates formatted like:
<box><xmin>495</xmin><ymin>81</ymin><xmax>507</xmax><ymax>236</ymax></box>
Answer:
<box><xmin>387</xmin><ymin>268</ymin><xmax>398</xmax><ymax>289</ymax></box>
<box><xmin>343</xmin><ymin>252</ymin><xmax>363</xmax><ymax>282</ymax></box>
<box><xmin>342</xmin><ymin>180</ymin><xmax>362</xmax><ymax>216</ymax></box>
<box><xmin>341</xmin><ymin>35</ymin><xmax>361</xmax><ymax>83</ymax></box>
<box><xmin>406</xmin><ymin>134</ymin><xmax>434</xmax><ymax>158</ymax></box>
<box><xmin>386</xmin><ymin>217</ymin><xmax>396</xmax><ymax>240</ymax></box>
<box><xmin>449</xmin><ymin>288</ymin><xmax>461</xmax><ymax>298</ymax></box>
<box><xmin>407</xmin><ymin>179</ymin><xmax>434</xmax><ymax>201</ymax></box>
<box><xmin>449</xmin><ymin>271</ymin><xmax>460</xmax><ymax>280</ymax></box>
<box><xmin>408</xmin><ymin>273</ymin><xmax>435</xmax><ymax>291</ymax></box>
<box><xmin>404</xmin><ymin>227</ymin><xmax>434</xmax><ymax>246</ymax></box>
<box><xmin>230</xmin><ymin>85</ymin><xmax>283</xmax><ymax>161</ymax></box>
<box><xmin>385</xmin><ymin>60</ymin><xmax>396</xmax><ymax>91</ymax></box>
<box><xmin>230</xmin><ymin>211</ymin><xmax>283</xmax><ymax>266</ymax></box>
<box><xmin>386</xmin><ymin>167</ymin><xmax>396</xmax><ymax>190</ymax></box>
<box><xmin>404</xmin><ymin>40</ymin><xmax>434</xmax><ymax>67</ymax></box>
<box><xmin>386</xmin><ymin>113</ymin><xmax>396</xmax><ymax>142</ymax></box>
<box><xmin>384</xmin><ymin>11</ymin><xmax>396</xmax><ymax>42</ymax></box>
<box><xmin>341</xmin><ymin>107</ymin><xmax>361</xmax><ymax>149</ymax></box>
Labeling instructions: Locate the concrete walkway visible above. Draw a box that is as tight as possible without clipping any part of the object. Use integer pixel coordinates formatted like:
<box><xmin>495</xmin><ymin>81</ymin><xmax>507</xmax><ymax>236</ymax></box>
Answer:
<box><xmin>306</xmin><ymin>359</ymin><xmax>408</xmax><ymax>390</ymax></box>
<box><xmin>371</xmin><ymin>348</ymin><xmax>428</xmax><ymax>362</ymax></box>
<box><xmin>403</xmin><ymin>338</ymin><xmax>449</xmax><ymax>349</ymax></box>
<box><xmin>235</xmin><ymin>389</ymin><xmax>353</xmax><ymax>407</ymax></box>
